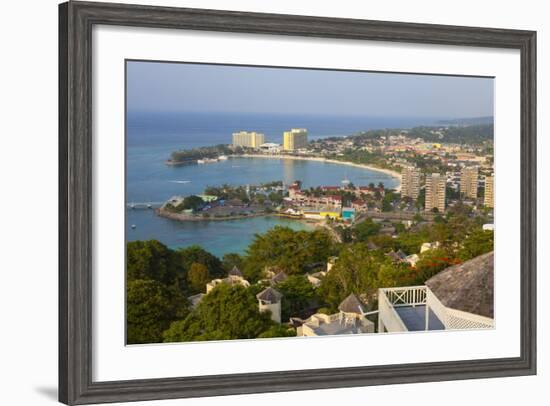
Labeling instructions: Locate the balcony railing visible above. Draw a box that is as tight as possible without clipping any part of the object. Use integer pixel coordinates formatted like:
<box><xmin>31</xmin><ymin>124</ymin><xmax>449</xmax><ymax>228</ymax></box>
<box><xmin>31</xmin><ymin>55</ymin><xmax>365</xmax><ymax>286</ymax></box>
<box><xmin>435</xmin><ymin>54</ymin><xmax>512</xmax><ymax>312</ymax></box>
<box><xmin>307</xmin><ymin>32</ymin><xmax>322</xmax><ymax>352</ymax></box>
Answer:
<box><xmin>378</xmin><ymin>286</ymin><xmax>494</xmax><ymax>333</ymax></box>
<box><xmin>381</xmin><ymin>286</ymin><xmax>427</xmax><ymax>307</ymax></box>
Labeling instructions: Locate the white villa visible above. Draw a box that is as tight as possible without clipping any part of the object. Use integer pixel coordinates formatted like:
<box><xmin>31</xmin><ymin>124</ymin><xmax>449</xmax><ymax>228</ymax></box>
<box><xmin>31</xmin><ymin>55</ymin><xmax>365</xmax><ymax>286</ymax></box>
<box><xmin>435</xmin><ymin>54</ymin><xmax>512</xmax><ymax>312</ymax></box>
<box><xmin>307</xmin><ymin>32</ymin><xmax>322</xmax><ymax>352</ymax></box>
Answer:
<box><xmin>257</xmin><ymin>287</ymin><xmax>283</xmax><ymax>323</ymax></box>
<box><xmin>420</xmin><ymin>241</ymin><xmax>440</xmax><ymax>254</ymax></box>
<box><xmin>297</xmin><ymin>293</ymin><xmax>375</xmax><ymax>336</ymax></box>
<box><xmin>205</xmin><ymin>266</ymin><xmax>250</xmax><ymax>293</ymax></box>
<box><xmin>378</xmin><ymin>251</ymin><xmax>494</xmax><ymax>333</ymax></box>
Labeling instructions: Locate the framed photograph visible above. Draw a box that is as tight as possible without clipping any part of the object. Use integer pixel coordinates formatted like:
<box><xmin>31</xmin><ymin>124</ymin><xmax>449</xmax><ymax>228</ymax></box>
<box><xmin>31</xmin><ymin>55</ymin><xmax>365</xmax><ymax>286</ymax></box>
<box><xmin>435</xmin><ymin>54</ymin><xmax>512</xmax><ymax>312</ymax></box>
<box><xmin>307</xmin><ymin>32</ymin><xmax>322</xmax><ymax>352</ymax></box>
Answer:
<box><xmin>59</xmin><ymin>1</ymin><xmax>536</xmax><ymax>404</ymax></box>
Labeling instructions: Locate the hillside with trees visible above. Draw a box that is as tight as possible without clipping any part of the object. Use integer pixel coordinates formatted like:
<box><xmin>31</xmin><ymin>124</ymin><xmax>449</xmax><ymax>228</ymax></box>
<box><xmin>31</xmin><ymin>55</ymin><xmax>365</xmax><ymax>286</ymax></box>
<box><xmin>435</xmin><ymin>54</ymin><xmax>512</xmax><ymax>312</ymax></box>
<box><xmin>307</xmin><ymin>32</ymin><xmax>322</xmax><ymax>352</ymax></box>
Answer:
<box><xmin>127</xmin><ymin>204</ymin><xmax>493</xmax><ymax>344</ymax></box>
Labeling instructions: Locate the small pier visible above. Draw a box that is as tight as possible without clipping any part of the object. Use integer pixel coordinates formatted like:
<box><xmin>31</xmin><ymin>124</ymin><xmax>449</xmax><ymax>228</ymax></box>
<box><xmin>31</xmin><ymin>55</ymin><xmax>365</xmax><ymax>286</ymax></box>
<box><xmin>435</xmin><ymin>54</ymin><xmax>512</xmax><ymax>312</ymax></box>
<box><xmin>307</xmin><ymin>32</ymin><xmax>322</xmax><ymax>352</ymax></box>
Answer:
<box><xmin>127</xmin><ymin>202</ymin><xmax>164</xmax><ymax>210</ymax></box>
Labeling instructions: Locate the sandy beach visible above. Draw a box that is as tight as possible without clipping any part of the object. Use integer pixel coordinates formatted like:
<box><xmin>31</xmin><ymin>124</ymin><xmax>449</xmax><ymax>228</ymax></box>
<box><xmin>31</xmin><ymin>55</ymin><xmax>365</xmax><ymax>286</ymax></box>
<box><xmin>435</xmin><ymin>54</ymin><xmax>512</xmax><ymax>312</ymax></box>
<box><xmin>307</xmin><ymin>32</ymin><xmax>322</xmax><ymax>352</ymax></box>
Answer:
<box><xmin>235</xmin><ymin>153</ymin><xmax>402</xmax><ymax>191</ymax></box>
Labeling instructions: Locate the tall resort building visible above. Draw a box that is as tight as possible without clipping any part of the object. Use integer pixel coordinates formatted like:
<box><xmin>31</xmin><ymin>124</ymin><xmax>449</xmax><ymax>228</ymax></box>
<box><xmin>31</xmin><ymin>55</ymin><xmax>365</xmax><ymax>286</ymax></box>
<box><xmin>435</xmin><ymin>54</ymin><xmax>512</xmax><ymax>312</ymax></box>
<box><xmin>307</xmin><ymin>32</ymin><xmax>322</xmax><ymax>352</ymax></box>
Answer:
<box><xmin>401</xmin><ymin>166</ymin><xmax>421</xmax><ymax>199</ymax></box>
<box><xmin>461</xmin><ymin>166</ymin><xmax>479</xmax><ymax>199</ymax></box>
<box><xmin>484</xmin><ymin>175</ymin><xmax>494</xmax><ymax>208</ymax></box>
<box><xmin>232</xmin><ymin>131</ymin><xmax>265</xmax><ymax>148</ymax></box>
<box><xmin>425</xmin><ymin>173</ymin><xmax>446</xmax><ymax>213</ymax></box>
<box><xmin>283</xmin><ymin>128</ymin><xmax>308</xmax><ymax>150</ymax></box>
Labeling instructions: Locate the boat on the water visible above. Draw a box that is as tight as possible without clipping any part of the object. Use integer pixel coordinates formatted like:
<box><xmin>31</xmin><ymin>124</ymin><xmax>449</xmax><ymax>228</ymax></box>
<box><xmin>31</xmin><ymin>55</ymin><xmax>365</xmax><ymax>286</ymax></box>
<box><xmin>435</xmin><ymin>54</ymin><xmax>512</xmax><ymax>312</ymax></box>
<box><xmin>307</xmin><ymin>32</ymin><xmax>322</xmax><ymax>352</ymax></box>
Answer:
<box><xmin>197</xmin><ymin>158</ymin><xmax>219</xmax><ymax>164</ymax></box>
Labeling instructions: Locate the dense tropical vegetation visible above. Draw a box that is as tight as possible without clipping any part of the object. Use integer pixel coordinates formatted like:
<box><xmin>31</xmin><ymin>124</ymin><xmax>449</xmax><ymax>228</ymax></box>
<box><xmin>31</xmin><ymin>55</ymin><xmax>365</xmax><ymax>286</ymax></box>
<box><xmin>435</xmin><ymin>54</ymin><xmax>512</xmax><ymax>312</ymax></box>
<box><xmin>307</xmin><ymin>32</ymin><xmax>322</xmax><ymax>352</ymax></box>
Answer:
<box><xmin>127</xmin><ymin>199</ymin><xmax>493</xmax><ymax>344</ymax></box>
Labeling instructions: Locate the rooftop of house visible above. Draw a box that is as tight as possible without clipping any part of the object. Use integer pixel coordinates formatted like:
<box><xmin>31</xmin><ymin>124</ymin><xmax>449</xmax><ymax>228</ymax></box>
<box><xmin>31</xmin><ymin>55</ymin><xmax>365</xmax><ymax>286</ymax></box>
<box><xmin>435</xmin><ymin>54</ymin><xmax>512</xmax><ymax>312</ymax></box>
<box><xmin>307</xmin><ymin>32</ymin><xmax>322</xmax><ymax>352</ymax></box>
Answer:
<box><xmin>271</xmin><ymin>271</ymin><xmax>288</xmax><ymax>284</ymax></box>
<box><xmin>309</xmin><ymin>321</ymin><xmax>371</xmax><ymax>336</ymax></box>
<box><xmin>228</xmin><ymin>266</ymin><xmax>243</xmax><ymax>278</ymax></box>
<box><xmin>338</xmin><ymin>293</ymin><xmax>365</xmax><ymax>314</ymax></box>
<box><xmin>426</xmin><ymin>251</ymin><xmax>494</xmax><ymax>318</ymax></box>
<box><xmin>256</xmin><ymin>287</ymin><xmax>283</xmax><ymax>303</ymax></box>
<box><xmin>301</xmin><ymin>312</ymin><xmax>374</xmax><ymax>336</ymax></box>
<box><xmin>386</xmin><ymin>250</ymin><xmax>406</xmax><ymax>262</ymax></box>
<box><xmin>367</xmin><ymin>241</ymin><xmax>380</xmax><ymax>250</ymax></box>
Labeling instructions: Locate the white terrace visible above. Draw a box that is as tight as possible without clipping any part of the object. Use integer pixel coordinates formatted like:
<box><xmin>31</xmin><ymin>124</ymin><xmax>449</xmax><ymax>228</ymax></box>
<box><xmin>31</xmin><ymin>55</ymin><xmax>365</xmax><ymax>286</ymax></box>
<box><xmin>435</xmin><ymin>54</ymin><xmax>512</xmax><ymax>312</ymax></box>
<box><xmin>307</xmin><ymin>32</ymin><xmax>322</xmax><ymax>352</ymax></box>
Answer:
<box><xmin>378</xmin><ymin>286</ymin><xmax>494</xmax><ymax>333</ymax></box>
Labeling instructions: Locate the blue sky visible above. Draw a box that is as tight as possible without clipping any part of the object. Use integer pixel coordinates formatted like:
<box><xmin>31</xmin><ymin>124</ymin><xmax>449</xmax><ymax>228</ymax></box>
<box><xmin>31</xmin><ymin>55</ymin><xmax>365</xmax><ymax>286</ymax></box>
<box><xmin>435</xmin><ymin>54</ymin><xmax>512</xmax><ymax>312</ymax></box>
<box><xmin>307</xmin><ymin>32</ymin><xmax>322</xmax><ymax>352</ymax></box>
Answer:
<box><xmin>126</xmin><ymin>61</ymin><xmax>494</xmax><ymax>118</ymax></box>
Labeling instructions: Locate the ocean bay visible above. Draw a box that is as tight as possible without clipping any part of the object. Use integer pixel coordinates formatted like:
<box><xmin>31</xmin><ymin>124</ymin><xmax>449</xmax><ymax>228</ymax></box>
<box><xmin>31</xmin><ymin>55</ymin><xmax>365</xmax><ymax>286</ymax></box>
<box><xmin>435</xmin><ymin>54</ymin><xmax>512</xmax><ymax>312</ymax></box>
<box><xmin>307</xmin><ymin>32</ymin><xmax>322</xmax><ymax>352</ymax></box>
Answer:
<box><xmin>127</xmin><ymin>156</ymin><xmax>398</xmax><ymax>256</ymax></box>
<box><xmin>125</xmin><ymin>111</ymin><xmax>426</xmax><ymax>256</ymax></box>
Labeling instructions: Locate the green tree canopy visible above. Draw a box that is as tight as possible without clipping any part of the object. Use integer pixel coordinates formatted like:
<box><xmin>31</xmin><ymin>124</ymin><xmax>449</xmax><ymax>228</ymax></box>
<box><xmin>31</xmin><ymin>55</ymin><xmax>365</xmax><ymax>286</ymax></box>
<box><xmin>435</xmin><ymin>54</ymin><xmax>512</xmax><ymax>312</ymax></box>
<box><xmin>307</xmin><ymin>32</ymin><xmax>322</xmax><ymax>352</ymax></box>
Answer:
<box><xmin>221</xmin><ymin>253</ymin><xmax>244</xmax><ymax>272</ymax></box>
<box><xmin>187</xmin><ymin>263</ymin><xmax>210</xmax><ymax>294</ymax></box>
<box><xmin>319</xmin><ymin>243</ymin><xmax>382</xmax><ymax>310</ymax></box>
<box><xmin>181</xmin><ymin>195</ymin><xmax>205</xmax><ymax>211</ymax></box>
<box><xmin>319</xmin><ymin>242</ymin><xmax>417</xmax><ymax>311</ymax></box>
<box><xmin>177</xmin><ymin>245</ymin><xmax>224</xmax><ymax>279</ymax></box>
<box><xmin>458</xmin><ymin>229</ymin><xmax>494</xmax><ymax>261</ymax></box>
<box><xmin>277</xmin><ymin>275</ymin><xmax>318</xmax><ymax>320</ymax></box>
<box><xmin>243</xmin><ymin>227</ymin><xmax>335</xmax><ymax>281</ymax></box>
<box><xmin>352</xmin><ymin>218</ymin><xmax>381</xmax><ymax>242</ymax></box>
<box><xmin>127</xmin><ymin>279</ymin><xmax>188</xmax><ymax>344</ymax></box>
<box><xmin>414</xmin><ymin>248</ymin><xmax>458</xmax><ymax>283</ymax></box>
<box><xmin>268</xmin><ymin>191</ymin><xmax>283</xmax><ymax>204</ymax></box>
<box><xmin>127</xmin><ymin>240</ymin><xmax>180</xmax><ymax>286</ymax></box>
<box><xmin>163</xmin><ymin>284</ymin><xmax>274</xmax><ymax>342</ymax></box>
<box><xmin>258</xmin><ymin>325</ymin><xmax>297</xmax><ymax>339</ymax></box>
<box><xmin>382</xmin><ymin>191</ymin><xmax>397</xmax><ymax>212</ymax></box>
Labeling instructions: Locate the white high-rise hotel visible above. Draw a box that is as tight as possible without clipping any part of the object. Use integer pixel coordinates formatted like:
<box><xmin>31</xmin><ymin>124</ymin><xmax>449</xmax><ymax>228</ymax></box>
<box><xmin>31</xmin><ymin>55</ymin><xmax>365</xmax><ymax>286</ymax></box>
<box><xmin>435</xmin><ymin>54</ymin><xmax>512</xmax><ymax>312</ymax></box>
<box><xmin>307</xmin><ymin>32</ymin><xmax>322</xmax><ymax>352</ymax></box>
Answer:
<box><xmin>232</xmin><ymin>131</ymin><xmax>265</xmax><ymax>148</ymax></box>
<box><xmin>283</xmin><ymin>128</ymin><xmax>308</xmax><ymax>150</ymax></box>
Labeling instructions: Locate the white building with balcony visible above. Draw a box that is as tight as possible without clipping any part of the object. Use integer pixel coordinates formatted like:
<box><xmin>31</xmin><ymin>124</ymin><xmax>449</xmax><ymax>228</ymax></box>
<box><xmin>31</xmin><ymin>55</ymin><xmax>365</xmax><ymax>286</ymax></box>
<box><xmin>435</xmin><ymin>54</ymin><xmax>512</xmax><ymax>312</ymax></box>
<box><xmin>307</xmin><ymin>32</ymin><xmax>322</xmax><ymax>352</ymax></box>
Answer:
<box><xmin>378</xmin><ymin>251</ymin><xmax>494</xmax><ymax>333</ymax></box>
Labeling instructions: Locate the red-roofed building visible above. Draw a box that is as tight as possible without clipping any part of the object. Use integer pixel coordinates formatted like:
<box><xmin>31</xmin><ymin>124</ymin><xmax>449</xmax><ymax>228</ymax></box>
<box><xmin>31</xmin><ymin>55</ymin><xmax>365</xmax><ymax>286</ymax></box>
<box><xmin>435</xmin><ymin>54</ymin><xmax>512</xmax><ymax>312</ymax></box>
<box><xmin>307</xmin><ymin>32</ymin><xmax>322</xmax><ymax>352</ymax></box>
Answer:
<box><xmin>288</xmin><ymin>183</ymin><xmax>302</xmax><ymax>199</ymax></box>
<box><xmin>352</xmin><ymin>199</ymin><xmax>367</xmax><ymax>211</ymax></box>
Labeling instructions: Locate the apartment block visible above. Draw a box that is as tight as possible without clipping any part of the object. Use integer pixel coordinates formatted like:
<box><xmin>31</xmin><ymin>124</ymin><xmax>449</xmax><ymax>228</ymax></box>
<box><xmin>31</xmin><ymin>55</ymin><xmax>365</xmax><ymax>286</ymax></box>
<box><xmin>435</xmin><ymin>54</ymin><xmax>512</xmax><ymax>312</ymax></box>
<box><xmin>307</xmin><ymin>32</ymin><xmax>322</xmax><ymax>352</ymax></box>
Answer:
<box><xmin>401</xmin><ymin>166</ymin><xmax>421</xmax><ymax>199</ymax></box>
<box><xmin>484</xmin><ymin>175</ymin><xmax>494</xmax><ymax>208</ymax></box>
<box><xmin>461</xmin><ymin>166</ymin><xmax>479</xmax><ymax>199</ymax></box>
<box><xmin>425</xmin><ymin>173</ymin><xmax>446</xmax><ymax>212</ymax></box>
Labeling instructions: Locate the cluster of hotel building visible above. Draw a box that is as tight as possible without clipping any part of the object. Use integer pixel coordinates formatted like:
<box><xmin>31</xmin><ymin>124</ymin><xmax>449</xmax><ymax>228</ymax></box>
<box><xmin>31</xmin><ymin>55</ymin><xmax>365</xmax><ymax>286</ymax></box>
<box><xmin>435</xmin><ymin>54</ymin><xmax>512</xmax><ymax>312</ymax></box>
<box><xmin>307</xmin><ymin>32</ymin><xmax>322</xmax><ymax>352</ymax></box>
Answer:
<box><xmin>232</xmin><ymin>128</ymin><xmax>308</xmax><ymax>151</ymax></box>
<box><xmin>401</xmin><ymin>165</ymin><xmax>494</xmax><ymax>212</ymax></box>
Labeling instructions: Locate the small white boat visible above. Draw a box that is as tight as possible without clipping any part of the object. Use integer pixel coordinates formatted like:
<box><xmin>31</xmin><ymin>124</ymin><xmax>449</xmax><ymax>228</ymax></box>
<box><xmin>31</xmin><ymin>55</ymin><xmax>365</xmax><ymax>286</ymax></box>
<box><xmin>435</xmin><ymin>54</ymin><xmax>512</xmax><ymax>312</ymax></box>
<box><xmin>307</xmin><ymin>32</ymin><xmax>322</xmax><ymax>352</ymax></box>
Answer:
<box><xmin>218</xmin><ymin>155</ymin><xmax>228</xmax><ymax>160</ymax></box>
<box><xmin>197</xmin><ymin>158</ymin><xmax>219</xmax><ymax>164</ymax></box>
<box><xmin>131</xmin><ymin>224</ymin><xmax>136</xmax><ymax>229</ymax></box>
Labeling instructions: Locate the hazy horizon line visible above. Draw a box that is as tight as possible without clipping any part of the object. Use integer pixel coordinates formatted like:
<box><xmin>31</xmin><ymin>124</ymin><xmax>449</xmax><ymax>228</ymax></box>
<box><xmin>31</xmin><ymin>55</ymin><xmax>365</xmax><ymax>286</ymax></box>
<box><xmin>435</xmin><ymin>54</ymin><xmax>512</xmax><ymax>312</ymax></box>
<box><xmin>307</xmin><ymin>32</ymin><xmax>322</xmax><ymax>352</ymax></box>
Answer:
<box><xmin>126</xmin><ymin>110</ymin><xmax>494</xmax><ymax>120</ymax></box>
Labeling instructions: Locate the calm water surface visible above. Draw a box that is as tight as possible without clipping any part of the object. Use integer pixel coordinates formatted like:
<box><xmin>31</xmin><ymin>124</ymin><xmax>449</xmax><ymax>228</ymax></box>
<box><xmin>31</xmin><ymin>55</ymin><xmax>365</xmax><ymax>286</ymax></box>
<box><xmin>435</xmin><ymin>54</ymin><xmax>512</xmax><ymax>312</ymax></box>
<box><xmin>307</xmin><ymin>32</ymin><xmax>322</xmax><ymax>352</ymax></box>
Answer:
<box><xmin>126</xmin><ymin>112</ymin><xmax>433</xmax><ymax>256</ymax></box>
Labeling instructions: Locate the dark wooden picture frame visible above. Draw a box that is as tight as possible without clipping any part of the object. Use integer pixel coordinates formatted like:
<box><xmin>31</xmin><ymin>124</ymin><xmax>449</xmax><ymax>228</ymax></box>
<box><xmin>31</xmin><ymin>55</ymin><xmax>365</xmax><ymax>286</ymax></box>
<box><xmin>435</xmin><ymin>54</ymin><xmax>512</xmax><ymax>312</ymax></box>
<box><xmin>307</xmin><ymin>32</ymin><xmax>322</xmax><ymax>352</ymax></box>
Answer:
<box><xmin>59</xmin><ymin>1</ymin><xmax>537</xmax><ymax>404</ymax></box>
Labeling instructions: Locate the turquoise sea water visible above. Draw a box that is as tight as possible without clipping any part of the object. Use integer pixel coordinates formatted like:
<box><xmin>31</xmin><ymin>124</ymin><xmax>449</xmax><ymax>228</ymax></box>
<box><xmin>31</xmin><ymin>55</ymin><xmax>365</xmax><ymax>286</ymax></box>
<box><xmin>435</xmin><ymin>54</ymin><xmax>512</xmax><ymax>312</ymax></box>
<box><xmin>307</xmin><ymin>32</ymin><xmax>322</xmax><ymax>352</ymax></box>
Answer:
<box><xmin>126</xmin><ymin>112</ymin><xmax>433</xmax><ymax>256</ymax></box>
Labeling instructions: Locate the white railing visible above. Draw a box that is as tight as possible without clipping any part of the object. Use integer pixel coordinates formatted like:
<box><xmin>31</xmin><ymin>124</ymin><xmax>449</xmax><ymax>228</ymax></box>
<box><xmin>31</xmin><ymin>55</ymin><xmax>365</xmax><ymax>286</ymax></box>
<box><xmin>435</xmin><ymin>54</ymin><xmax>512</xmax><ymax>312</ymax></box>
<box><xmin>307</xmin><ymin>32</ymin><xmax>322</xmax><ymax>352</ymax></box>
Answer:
<box><xmin>425</xmin><ymin>288</ymin><xmax>494</xmax><ymax>330</ymax></box>
<box><xmin>381</xmin><ymin>286</ymin><xmax>427</xmax><ymax>307</ymax></box>
<box><xmin>378</xmin><ymin>286</ymin><xmax>494</xmax><ymax>333</ymax></box>
<box><xmin>378</xmin><ymin>289</ymin><xmax>408</xmax><ymax>332</ymax></box>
